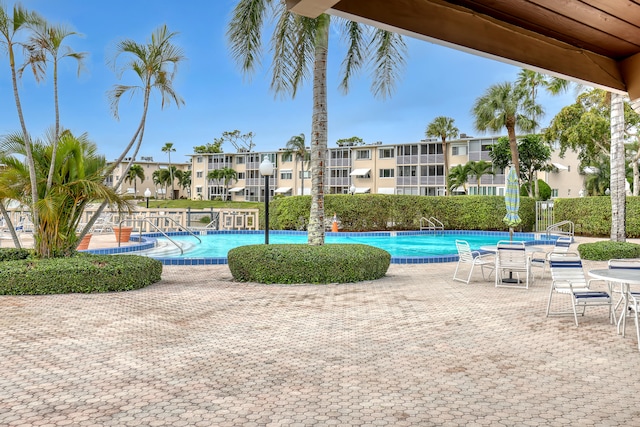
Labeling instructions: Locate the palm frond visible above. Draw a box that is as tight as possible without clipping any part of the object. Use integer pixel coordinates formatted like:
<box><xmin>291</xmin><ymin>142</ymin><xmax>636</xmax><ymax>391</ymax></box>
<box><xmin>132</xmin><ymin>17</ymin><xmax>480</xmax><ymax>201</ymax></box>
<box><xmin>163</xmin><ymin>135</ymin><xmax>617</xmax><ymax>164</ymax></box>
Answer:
<box><xmin>227</xmin><ymin>0</ymin><xmax>272</xmax><ymax>77</ymax></box>
<box><xmin>368</xmin><ymin>28</ymin><xmax>406</xmax><ymax>100</ymax></box>
<box><xmin>338</xmin><ymin>19</ymin><xmax>366</xmax><ymax>94</ymax></box>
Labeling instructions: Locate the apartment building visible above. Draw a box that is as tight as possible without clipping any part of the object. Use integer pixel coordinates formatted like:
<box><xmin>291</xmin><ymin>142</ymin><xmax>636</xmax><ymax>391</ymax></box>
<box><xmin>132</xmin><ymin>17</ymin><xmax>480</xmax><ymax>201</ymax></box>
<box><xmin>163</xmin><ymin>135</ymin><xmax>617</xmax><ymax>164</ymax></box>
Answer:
<box><xmin>106</xmin><ymin>157</ymin><xmax>191</xmax><ymax>199</ymax></box>
<box><xmin>188</xmin><ymin>136</ymin><xmax>586</xmax><ymax>202</ymax></box>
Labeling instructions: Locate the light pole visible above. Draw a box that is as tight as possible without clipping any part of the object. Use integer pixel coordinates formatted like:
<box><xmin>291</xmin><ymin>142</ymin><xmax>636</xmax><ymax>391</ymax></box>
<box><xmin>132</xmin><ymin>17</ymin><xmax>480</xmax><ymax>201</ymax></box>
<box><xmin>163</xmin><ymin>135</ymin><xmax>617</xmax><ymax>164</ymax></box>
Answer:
<box><xmin>350</xmin><ymin>184</ymin><xmax>356</xmax><ymax>195</ymax></box>
<box><xmin>259</xmin><ymin>156</ymin><xmax>274</xmax><ymax>244</ymax></box>
<box><xmin>144</xmin><ymin>188</ymin><xmax>151</xmax><ymax>209</ymax></box>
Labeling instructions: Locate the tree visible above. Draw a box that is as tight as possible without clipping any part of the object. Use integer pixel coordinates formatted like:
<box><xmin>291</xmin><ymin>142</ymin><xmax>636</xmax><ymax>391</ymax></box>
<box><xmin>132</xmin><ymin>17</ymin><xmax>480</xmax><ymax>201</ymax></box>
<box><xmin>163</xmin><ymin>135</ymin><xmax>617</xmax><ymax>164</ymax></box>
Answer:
<box><xmin>472</xmin><ymin>81</ymin><xmax>542</xmax><ymax>179</ymax></box>
<box><xmin>23</xmin><ymin>21</ymin><xmax>87</xmax><ymax>192</ymax></box>
<box><xmin>447</xmin><ymin>164</ymin><xmax>470</xmax><ymax>195</ymax></box>
<box><xmin>162</xmin><ymin>142</ymin><xmax>176</xmax><ymax>199</ymax></box>
<box><xmin>336</xmin><ymin>136</ymin><xmax>364</xmax><ymax>146</ymax></box>
<box><xmin>193</xmin><ymin>141</ymin><xmax>223</xmax><ymax>154</ymax></box>
<box><xmin>219</xmin><ymin>130</ymin><xmax>254</xmax><ymax>152</ymax></box>
<box><xmin>426</xmin><ymin>116</ymin><xmax>458</xmax><ymax>195</ymax></box>
<box><xmin>207</xmin><ymin>167</ymin><xmax>237</xmax><ymax>201</ymax></box>
<box><xmin>0</xmin><ymin>130</ymin><xmax>130</xmax><ymax>257</ymax></box>
<box><xmin>466</xmin><ymin>160</ymin><xmax>494</xmax><ymax>193</ymax></box>
<box><xmin>227</xmin><ymin>0</ymin><xmax>406</xmax><ymax>245</ymax></box>
<box><xmin>124</xmin><ymin>164</ymin><xmax>145</xmax><ymax>197</ymax></box>
<box><xmin>174</xmin><ymin>169</ymin><xmax>191</xmax><ymax>196</ymax></box>
<box><xmin>610</xmin><ymin>92</ymin><xmax>626</xmax><ymax>242</ymax></box>
<box><xmin>515</xmin><ymin>69</ymin><xmax>571</xmax><ymax>132</ymax></box>
<box><xmin>79</xmin><ymin>25</ymin><xmax>185</xmax><ymax>239</ymax></box>
<box><xmin>283</xmin><ymin>133</ymin><xmax>309</xmax><ymax>196</ymax></box>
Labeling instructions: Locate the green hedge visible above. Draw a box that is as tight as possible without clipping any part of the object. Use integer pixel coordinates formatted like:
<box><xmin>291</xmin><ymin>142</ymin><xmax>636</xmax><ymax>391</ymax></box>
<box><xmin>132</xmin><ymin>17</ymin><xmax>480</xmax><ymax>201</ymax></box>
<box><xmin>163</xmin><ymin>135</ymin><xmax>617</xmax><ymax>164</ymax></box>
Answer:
<box><xmin>228</xmin><ymin>244</ymin><xmax>391</xmax><ymax>284</ymax></box>
<box><xmin>0</xmin><ymin>248</ymin><xmax>32</xmax><ymax>261</ymax></box>
<box><xmin>0</xmin><ymin>254</ymin><xmax>163</xmax><ymax>295</ymax></box>
<box><xmin>268</xmin><ymin>195</ymin><xmax>536</xmax><ymax>232</ymax></box>
<box><xmin>577</xmin><ymin>241</ymin><xmax>640</xmax><ymax>261</ymax></box>
<box><xmin>554</xmin><ymin>196</ymin><xmax>640</xmax><ymax>237</ymax></box>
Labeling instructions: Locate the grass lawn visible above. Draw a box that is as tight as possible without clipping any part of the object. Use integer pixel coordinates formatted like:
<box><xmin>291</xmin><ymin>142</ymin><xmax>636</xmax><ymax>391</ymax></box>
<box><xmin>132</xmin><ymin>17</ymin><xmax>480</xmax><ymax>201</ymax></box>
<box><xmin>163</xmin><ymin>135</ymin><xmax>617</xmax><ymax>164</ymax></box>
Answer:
<box><xmin>134</xmin><ymin>199</ymin><xmax>261</xmax><ymax>210</ymax></box>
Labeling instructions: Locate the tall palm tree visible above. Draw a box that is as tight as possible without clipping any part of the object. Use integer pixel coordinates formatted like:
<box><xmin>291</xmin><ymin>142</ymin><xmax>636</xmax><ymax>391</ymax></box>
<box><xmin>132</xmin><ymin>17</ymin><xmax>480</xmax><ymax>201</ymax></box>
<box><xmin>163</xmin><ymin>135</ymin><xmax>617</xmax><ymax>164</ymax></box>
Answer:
<box><xmin>162</xmin><ymin>142</ymin><xmax>176</xmax><ymax>199</ymax></box>
<box><xmin>0</xmin><ymin>3</ymin><xmax>44</xmax><ymax>231</ymax></box>
<box><xmin>472</xmin><ymin>81</ymin><xmax>542</xmax><ymax>180</ymax></box>
<box><xmin>79</xmin><ymin>25</ymin><xmax>185</xmax><ymax>239</ymax></box>
<box><xmin>23</xmin><ymin>21</ymin><xmax>87</xmax><ymax>192</ymax></box>
<box><xmin>466</xmin><ymin>160</ymin><xmax>495</xmax><ymax>193</ymax></box>
<box><xmin>425</xmin><ymin>116</ymin><xmax>458</xmax><ymax>196</ymax></box>
<box><xmin>208</xmin><ymin>167</ymin><xmax>237</xmax><ymax>201</ymax></box>
<box><xmin>124</xmin><ymin>164</ymin><xmax>145</xmax><ymax>198</ymax></box>
<box><xmin>448</xmin><ymin>164</ymin><xmax>470</xmax><ymax>195</ymax></box>
<box><xmin>610</xmin><ymin>92</ymin><xmax>626</xmax><ymax>242</ymax></box>
<box><xmin>283</xmin><ymin>133</ymin><xmax>309</xmax><ymax>196</ymax></box>
<box><xmin>174</xmin><ymin>169</ymin><xmax>191</xmax><ymax>196</ymax></box>
<box><xmin>227</xmin><ymin>0</ymin><xmax>406</xmax><ymax>245</ymax></box>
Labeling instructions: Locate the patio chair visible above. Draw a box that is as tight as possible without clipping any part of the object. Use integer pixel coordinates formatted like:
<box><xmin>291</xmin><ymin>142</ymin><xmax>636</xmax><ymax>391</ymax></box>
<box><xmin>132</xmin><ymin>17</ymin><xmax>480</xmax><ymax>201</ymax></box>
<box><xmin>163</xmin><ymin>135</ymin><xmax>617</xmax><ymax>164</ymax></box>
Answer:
<box><xmin>495</xmin><ymin>240</ymin><xmax>531</xmax><ymax>289</ymax></box>
<box><xmin>608</xmin><ymin>259</ymin><xmax>640</xmax><ymax>349</ymax></box>
<box><xmin>530</xmin><ymin>236</ymin><xmax>572</xmax><ymax>280</ymax></box>
<box><xmin>546</xmin><ymin>253</ymin><xmax>612</xmax><ymax>327</ymax></box>
<box><xmin>453</xmin><ymin>240</ymin><xmax>495</xmax><ymax>284</ymax></box>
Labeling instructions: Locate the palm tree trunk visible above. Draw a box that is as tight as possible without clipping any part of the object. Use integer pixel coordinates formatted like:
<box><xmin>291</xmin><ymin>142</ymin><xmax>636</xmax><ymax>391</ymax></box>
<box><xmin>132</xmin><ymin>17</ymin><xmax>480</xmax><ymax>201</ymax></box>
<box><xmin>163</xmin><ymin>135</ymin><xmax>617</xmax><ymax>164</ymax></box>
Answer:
<box><xmin>610</xmin><ymin>92</ymin><xmax>626</xmax><ymax>242</ymax></box>
<box><xmin>308</xmin><ymin>15</ymin><xmax>329</xmax><ymax>246</ymax></box>
<box><xmin>0</xmin><ymin>203</ymin><xmax>21</xmax><ymax>248</ymax></box>
<box><xmin>442</xmin><ymin>139</ymin><xmax>449</xmax><ymax>195</ymax></box>
<box><xmin>506</xmin><ymin>122</ymin><xmax>520</xmax><ymax>179</ymax></box>
<box><xmin>46</xmin><ymin>60</ymin><xmax>60</xmax><ymax>192</ymax></box>
<box><xmin>633</xmin><ymin>157</ymin><xmax>639</xmax><ymax>196</ymax></box>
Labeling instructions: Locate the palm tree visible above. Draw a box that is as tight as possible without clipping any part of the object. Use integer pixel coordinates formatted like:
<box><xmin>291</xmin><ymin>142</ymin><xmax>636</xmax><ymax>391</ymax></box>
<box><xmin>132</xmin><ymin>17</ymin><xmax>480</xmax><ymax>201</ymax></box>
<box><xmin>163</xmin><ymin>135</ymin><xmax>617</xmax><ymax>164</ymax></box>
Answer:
<box><xmin>227</xmin><ymin>1</ymin><xmax>406</xmax><ymax>245</ymax></box>
<box><xmin>162</xmin><ymin>142</ymin><xmax>176</xmax><ymax>199</ymax></box>
<box><xmin>610</xmin><ymin>92</ymin><xmax>626</xmax><ymax>241</ymax></box>
<box><xmin>448</xmin><ymin>164</ymin><xmax>470</xmax><ymax>195</ymax></box>
<box><xmin>208</xmin><ymin>167</ymin><xmax>237</xmax><ymax>201</ymax></box>
<box><xmin>425</xmin><ymin>116</ymin><xmax>458</xmax><ymax>195</ymax></box>
<box><xmin>283</xmin><ymin>133</ymin><xmax>309</xmax><ymax>196</ymax></box>
<box><xmin>466</xmin><ymin>160</ymin><xmax>495</xmax><ymax>193</ymax></box>
<box><xmin>124</xmin><ymin>164</ymin><xmax>145</xmax><ymax>198</ymax></box>
<box><xmin>23</xmin><ymin>21</ymin><xmax>87</xmax><ymax>192</ymax></box>
<box><xmin>174</xmin><ymin>169</ymin><xmax>191</xmax><ymax>196</ymax></box>
<box><xmin>79</xmin><ymin>25</ymin><xmax>185</xmax><ymax>239</ymax></box>
<box><xmin>0</xmin><ymin>4</ymin><xmax>44</xmax><ymax>231</ymax></box>
<box><xmin>472</xmin><ymin>81</ymin><xmax>542</xmax><ymax>179</ymax></box>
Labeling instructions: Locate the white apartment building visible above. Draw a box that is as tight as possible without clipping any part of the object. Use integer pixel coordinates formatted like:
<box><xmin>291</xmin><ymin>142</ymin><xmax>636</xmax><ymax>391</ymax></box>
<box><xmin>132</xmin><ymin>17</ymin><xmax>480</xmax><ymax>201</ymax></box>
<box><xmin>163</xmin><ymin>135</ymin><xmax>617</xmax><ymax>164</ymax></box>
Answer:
<box><xmin>106</xmin><ymin>157</ymin><xmax>191</xmax><ymax>199</ymax></box>
<box><xmin>189</xmin><ymin>136</ymin><xmax>586</xmax><ymax>202</ymax></box>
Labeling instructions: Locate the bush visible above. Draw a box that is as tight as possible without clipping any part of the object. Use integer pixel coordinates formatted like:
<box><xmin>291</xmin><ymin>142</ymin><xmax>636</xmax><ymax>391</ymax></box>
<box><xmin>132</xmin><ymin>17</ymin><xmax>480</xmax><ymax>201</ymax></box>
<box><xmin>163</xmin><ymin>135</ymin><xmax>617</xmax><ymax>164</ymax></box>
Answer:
<box><xmin>555</xmin><ymin>196</ymin><xmax>640</xmax><ymax>237</ymax></box>
<box><xmin>228</xmin><ymin>244</ymin><xmax>391</xmax><ymax>284</ymax></box>
<box><xmin>577</xmin><ymin>241</ymin><xmax>640</xmax><ymax>261</ymax></box>
<box><xmin>0</xmin><ymin>254</ymin><xmax>163</xmax><ymax>295</ymax></box>
<box><xmin>0</xmin><ymin>248</ymin><xmax>32</xmax><ymax>261</ymax></box>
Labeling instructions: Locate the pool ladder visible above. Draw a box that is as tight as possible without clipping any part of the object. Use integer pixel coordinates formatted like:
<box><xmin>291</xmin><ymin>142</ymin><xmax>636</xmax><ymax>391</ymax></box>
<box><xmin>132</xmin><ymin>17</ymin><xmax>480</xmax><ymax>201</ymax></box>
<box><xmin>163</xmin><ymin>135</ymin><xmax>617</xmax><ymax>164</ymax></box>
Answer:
<box><xmin>118</xmin><ymin>217</ymin><xmax>202</xmax><ymax>255</ymax></box>
<box><xmin>420</xmin><ymin>216</ymin><xmax>444</xmax><ymax>234</ymax></box>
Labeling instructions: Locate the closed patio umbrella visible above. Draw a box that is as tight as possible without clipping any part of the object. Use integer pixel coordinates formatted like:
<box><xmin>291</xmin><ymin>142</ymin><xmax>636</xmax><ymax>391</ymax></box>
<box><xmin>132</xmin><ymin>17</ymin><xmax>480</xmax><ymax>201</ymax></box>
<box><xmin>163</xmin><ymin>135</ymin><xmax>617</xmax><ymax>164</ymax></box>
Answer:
<box><xmin>503</xmin><ymin>166</ymin><xmax>521</xmax><ymax>240</ymax></box>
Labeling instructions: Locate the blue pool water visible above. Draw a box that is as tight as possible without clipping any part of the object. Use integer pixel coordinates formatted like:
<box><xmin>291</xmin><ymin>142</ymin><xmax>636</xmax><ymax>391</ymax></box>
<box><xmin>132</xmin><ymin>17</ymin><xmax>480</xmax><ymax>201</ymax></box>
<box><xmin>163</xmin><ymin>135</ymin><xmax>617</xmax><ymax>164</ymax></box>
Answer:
<box><xmin>131</xmin><ymin>231</ymin><xmax>539</xmax><ymax>264</ymax></box>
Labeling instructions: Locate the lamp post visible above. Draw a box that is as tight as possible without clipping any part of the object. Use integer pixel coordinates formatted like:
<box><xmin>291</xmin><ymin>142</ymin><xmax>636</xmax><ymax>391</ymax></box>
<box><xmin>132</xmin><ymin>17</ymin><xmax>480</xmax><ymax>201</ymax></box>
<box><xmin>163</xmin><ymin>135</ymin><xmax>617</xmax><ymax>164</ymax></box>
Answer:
<box><xmin>144</xmin><ymin>188</ymin><xmax>151</xmax><ymax>209</ymax></box>
<box><xmin>350</xmin><ymin>184</ymin><xmax>356</xmax><ymax>195</ymax></box>
<box><xmin>259</xmin><ymin>156</ymin><xmax>274</xmax><ymax>244</ymax></box>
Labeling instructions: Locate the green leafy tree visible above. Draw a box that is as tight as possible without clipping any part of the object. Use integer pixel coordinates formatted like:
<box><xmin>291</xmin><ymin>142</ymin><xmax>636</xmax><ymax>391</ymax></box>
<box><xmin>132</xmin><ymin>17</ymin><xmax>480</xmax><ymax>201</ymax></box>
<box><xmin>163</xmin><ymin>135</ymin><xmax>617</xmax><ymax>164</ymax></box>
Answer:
<box><xmin>174</xmin><ymin>169</ymin><xmax>191</xmax><ymax>195</ymax></box>
<box><xmin>448</xmin><ymin>163</ymin><xmax>470</xmax><ymax>195</ymax></box>
<box><xmin>162</xmin><ymin>142</ymin><xmax>176</xmax><ymax>199</ymax></box>
<box><xmin>472</xmin><ymin>81</ymin><xmax>542</xmax><ymax>179</ymax></box>
<box><xmin>124</xmin><ymin>164</ymin><xmax>145</xmax><ymax>197</ymax></box>
<box><xmin>208</xmin><ymin>167</ymin><xmax>237</xmax><ymax>201</ymax></box>
<box><xmin>227</xmin><ymin>0</ymin><xmax>406</xmax><ymax>245</ymax></box>
<box><xmin>336</xmin><ymin>136</ymin><xmax>364</xmax><ymax>146</ymax></box>
<box><xmin>283</xmin><ymin>133</ymin><xmax>310</xmax><ymax>196</ymax></box>
<box><xmin>426</xmin><ymin>116</ymin><xmax>458</xmax><ymax>195</ymax></box>
<box><xmin>466</xmin><ymin>160</ymin><xmax>495</xmax><ymax>193</ymax></box>
<box><xmin>193</xmin><ymin>141</ymin><xmax>223</xmax><ymax>154</ymax></box>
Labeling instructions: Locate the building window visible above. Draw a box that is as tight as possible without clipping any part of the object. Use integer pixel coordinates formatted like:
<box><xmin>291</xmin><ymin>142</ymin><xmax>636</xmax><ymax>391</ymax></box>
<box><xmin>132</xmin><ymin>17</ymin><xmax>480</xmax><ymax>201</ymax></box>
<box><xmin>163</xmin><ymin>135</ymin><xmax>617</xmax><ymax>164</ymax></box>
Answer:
<box><xmin>379</xmin><ymin>169</ymin><xmax>394</xmax><ymax>178</ymax></box>
<box><xmin>452</xmin><ymin>145</ymin><xmax>468</xmax><ymax>156</ymax></box>
<box><xmin>356</xmin><ymin>149</ymin><xmax>371</xmax><ymax>160</ymax></box>
<box><xmin>237</xmin><ymin>172</ymin><xmax>245</xmax><ymax>180</ymax></box>
<box><xmin>196</xmin><ymin>171</ymin><xmax>203</xmax><ymax>178</ymax></box>
<box><xmin>378</xmin><ymin>148</ymin><xmax>394</xmax><ymax>159</ymax></box>
<box><xmin>236</xmin><ymin>156</ymin><xmax>245</xmax><ymax>164</ymax></box>
<box><xmin>196</xmin><ymin>156</ymin><xmax>203</xmax><ymax>163</ymax></box>
<box><xmin>299</xmin><ymin>170</ymin><xmax>311</xmax><ymax>179</ymax></box>
<box><xmin>551</xmin><ymin>189</ymin><xmax>558</xmax><ymax>198</ymax></box>
<box><xmin>330</xmin><ymin>169</ymin><xmax>349</xmax><ymax>178</ymax></box>
<box><xmin>398</xmin><ymin>166</ymin><xmax>417</xmax><ymax>177</ymax></box>
<box><xmin>280</xmin><ymin>170</ymin><xmax>293</xmax><ymax>180</ymax></box>
<box><xmin>398</xmin><ymin>145</ymin><xmax>418</xmax><ymax>156</ymax></box>
<box><xmin>281</xmin><ymin>153</ymin><xmax>293</xmax><ymax>162</ymax></box>
<box><xmin>196</xmin><ymin>186</ymin><xmax>203</xmax><ymax>194</ymax></box>
<box><xmin>331</xmin><ymin>150</ymin><xmax>350</xmax><ymax>159</ymax></box>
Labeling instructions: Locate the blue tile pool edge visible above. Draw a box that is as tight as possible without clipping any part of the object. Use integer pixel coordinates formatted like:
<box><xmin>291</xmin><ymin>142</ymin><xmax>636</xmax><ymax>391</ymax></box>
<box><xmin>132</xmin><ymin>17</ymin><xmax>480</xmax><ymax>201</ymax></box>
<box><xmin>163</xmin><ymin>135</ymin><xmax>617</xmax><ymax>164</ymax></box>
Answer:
<box><xmin>82</xmin><ymin>230</ymin><xmax>559</xmax><ymax>265</ymax></box>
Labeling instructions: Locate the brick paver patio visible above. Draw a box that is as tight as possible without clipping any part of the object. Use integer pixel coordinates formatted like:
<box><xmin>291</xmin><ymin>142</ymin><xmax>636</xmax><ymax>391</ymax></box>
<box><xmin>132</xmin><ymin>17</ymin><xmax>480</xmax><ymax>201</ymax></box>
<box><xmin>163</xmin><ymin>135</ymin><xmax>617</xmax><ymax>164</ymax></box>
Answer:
<box><xmin>1</xmin><ymin>259</ymin><xmax>638</xmax><ymax>426</ymax></box>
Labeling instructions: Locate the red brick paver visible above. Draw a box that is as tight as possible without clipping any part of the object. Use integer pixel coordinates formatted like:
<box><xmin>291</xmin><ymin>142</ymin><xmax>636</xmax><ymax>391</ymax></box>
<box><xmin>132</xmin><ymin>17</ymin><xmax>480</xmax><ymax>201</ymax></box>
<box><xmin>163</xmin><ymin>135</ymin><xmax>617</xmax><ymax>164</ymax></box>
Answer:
<box><xmin>1</xmin><ymin>260</ymin><xmax>638</xmax><ymax>426</ymax></box>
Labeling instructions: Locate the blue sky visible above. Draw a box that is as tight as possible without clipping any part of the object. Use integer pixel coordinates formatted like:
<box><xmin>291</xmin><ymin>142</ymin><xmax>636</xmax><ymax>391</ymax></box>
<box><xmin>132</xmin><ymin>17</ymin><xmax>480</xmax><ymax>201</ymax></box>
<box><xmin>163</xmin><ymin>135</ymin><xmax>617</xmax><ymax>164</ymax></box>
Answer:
<box><xmin>0</xmin><ymin>0</ymin><xmax>578</xmax><ymax>165</ymax></box>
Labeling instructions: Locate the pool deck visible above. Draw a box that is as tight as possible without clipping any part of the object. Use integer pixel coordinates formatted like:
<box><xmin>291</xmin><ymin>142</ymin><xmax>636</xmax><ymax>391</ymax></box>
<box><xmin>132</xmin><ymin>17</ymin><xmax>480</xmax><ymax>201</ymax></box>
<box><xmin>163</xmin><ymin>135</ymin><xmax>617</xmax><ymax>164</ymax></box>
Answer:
<box><xmin>1</xmin><ymin>235</ymin><xmax>640</xmax><ymax>425</ymax></box>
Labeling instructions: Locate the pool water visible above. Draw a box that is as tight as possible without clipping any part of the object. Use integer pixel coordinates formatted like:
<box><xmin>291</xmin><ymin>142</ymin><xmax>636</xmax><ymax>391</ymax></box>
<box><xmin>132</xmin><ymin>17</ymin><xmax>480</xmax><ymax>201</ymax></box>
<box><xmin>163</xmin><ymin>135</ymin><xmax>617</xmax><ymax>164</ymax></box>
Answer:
<box><xmin>139</xmin><ymin>231</ymin><xmax>530</xmax><ymax>259</ymax></box>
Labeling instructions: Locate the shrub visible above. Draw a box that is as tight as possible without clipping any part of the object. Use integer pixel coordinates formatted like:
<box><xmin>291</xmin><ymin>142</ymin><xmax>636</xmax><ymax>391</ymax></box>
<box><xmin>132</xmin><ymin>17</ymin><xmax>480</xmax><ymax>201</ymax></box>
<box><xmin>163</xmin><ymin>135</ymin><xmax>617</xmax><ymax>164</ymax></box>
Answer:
<box><xmin>0</xmin><ymin>248</ymin><xmax>32</xmax><ymax>261</ymax></box>
<box><xmin>555</xmin><ymin>196</ymin><xmax>640</xmax><ymax>237</ymax></box>
<box><xmin>0</xmin><ymin>254</ymin><xmax>163</xmax><ymax>295</ymax></box>
<box><xmin>577</xmin><ymin>241</ymin><xmax>640</xmax><ymax>261</ymax></box>
<box><xmin>228</xmin><ymin>244</ymin><xmax>391</xmax><ymax>284</ymax></box>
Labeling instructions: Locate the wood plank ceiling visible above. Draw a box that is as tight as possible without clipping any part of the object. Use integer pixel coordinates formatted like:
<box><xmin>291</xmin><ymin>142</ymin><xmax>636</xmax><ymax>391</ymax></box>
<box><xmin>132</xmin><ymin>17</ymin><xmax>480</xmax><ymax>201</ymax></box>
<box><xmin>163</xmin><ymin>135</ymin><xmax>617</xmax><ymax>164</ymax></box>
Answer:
<box><xmin>287</xmin><ymin>0</ymin><xmax>640</xmax><ymax>100</ymax></box>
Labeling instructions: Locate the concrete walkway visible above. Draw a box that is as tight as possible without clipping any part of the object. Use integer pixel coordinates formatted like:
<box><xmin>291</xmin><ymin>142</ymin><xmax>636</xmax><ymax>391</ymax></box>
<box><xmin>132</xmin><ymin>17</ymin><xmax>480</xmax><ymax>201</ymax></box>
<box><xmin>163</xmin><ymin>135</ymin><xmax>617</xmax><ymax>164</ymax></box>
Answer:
<box><xmin>1</xmin><ymin>248</ymin><xmax>639</xmax><ymax>426</ymax></box>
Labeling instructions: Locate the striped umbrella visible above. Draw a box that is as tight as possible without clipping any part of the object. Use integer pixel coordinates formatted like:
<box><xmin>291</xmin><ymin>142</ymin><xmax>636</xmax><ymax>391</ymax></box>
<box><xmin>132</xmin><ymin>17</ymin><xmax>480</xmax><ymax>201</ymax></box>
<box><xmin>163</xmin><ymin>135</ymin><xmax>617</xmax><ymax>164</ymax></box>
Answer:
<box><xmin>503</xmin><ymin>166</ymin><xmax>521</xmax><ymax>229</ymax></box>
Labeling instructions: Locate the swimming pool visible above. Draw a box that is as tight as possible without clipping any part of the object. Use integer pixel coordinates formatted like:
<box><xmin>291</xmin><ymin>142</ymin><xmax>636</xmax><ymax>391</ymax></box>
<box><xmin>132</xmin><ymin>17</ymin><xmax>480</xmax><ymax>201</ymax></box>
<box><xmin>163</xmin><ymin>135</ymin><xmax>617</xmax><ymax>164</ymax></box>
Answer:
<box><xmin>119</xmin><ymin>230</ymin><xmax>549</xmax><ymax>265</ymax></box>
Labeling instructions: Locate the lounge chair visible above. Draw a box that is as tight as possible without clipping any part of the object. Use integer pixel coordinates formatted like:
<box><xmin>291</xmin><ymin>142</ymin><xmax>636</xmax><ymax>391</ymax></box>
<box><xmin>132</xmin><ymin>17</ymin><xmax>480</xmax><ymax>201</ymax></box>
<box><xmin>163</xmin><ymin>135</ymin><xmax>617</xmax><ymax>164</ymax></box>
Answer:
<box><xmin>453</xmin><ymin>240</ymin><xmax>494</xmax><ymax>284</ymax></box>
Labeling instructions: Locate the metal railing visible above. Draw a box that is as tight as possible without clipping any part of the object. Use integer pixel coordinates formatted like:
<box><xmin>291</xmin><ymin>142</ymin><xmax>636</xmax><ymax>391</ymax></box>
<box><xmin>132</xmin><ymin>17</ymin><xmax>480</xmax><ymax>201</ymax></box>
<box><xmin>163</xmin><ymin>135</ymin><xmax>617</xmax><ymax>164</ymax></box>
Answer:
<box><xmin>420</xmin><ymin>216</ymin><xmax>444</xmax><ymax>232</ymax></box>
<box><xmin>545</xmin><ymin>220</ymin><xmax>575</xmax><ymax>240</ymax></box>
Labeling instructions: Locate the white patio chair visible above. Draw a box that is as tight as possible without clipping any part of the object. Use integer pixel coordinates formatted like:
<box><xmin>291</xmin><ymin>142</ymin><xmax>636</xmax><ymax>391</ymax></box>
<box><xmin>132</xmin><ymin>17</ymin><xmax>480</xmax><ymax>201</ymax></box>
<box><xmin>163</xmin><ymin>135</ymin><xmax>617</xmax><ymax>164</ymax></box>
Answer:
<box><xmin>530</xmin><ymin>236</ymin><xmax>572</xmax><ymax>280</ymax></box>
<box><xmin>453</xmin><ymin>240</ymin><xmax>494</xmax><ymax>284</ymax></box>
<box><xmin>608</xmin><ymin>259</ymin><xmax>640</xmax><ymax>350</ymax></box>
<box><xmin>495</xmin><ymin>240</ymin><xmax>531</xmax><ymax>289</ymax></box>
<box><xmin>546</xmin><ymin>253</ymin><xmax>612</xmax><ymax>327</ymax></box>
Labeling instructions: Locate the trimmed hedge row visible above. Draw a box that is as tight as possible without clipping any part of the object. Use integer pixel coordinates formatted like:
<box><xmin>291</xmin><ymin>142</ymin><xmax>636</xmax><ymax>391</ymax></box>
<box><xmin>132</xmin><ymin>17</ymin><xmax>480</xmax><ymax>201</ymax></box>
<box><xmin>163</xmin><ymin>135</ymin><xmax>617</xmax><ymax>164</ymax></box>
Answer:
<box><xmin>554</xmin><ymin>196</ymin><xmax>640</xmax><ymax>237</ymax></box>
<box><xmin>228</xmin><ymin>244</ymin><xmax>391</xmax><ymax>284</ymax></box>
<box><xmin>0</xmin><ymin>254</ymin><xmax>163</xmax><ymax>295</ymax></box>
<box><xmin>0</xmin><ymin>248</ymin><xmax>31</xmax><ymax>261</ymax></box>
<box><xmin>577</xmin><ymin>241</ymin><xmax>640</xmax><ymax>261</ymax></box>
<box><xmin>268</xmin><ymin>195</ymin><xmax>536</xmax><ymax>232</ymax></box>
